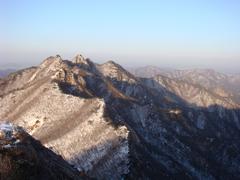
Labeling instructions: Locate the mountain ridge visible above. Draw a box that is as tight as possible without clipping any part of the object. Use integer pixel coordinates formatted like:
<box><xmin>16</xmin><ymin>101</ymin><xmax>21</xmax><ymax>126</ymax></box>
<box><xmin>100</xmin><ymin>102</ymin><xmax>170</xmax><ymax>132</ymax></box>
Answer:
<box><xmin>0</xmin><ymin>54</ymin><xmax>240</xmax><ymax>179</ymax></box>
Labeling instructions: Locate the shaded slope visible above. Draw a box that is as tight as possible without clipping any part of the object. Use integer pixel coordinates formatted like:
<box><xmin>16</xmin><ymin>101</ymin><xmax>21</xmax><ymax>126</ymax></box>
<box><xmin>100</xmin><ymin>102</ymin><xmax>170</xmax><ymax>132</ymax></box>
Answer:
<box><xmin>0</xmin><ymin>123</ymin><xmax>86</xmax><ymax>180</ymax></box>
<box><xmin>0</xmin><ymin>55</ymin><xmax>129</xmax><ymax>179</ymax></box>
<box><xmin>0</xmin><ymin>55</ymin><xmax>240</xmax><ymax>179</ymax></box>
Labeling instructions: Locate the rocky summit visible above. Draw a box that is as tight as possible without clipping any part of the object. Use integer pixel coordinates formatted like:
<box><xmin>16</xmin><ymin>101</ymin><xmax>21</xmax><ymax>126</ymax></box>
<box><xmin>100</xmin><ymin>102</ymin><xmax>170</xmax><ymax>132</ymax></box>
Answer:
<box><xmin>0</xmin><ymin>54</ymin><xmax>240</xmax><ymax>179</ymax></box>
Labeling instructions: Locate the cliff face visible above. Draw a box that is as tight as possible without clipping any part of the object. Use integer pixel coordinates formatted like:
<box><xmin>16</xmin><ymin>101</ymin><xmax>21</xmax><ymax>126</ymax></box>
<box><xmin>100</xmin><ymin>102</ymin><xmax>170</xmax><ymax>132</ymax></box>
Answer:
<box><xmin>0</xmin><ymin>55</ymin><xmax>240</xmax><ymax>179</ymax></box>
<box><xmin>0</xmin><ymin>123</ymin><xmax>85</xmax><ymax>180</ymax></box>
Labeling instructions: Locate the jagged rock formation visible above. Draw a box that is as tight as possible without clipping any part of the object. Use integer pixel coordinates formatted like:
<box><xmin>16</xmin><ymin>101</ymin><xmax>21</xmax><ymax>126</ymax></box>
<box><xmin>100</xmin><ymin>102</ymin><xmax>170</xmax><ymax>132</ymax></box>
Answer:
<box><xmin>0</xmin><ymin>55</ymin><xmax>129</xmax><ymax>179</ymax></box>
<box><xmin>0</xmin><ymin>55</ymin><xmax>240</xmax><ymax>179</ymax></box>
<box><xmin>97</xmin><ymin>61</ymin><xmax>137</xmax><ymax>83</ymax></box>
<box><xmin>0</xmin><ymin>123</ymin><xmax>85</xmax><ymax>180</ymax></box>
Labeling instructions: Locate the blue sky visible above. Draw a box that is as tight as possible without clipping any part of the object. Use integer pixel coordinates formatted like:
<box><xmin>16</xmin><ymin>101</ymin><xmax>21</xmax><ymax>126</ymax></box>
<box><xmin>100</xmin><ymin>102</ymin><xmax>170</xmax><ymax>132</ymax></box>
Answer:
<box><xmin>0</xmin><ymin>0</ymin><xmax>240</xmax><ymax>73</ymax></box>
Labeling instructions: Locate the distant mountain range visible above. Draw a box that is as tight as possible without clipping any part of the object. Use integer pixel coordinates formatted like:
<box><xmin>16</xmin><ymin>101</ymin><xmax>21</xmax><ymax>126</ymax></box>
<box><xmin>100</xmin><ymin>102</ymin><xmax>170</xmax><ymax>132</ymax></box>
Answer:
<box><xmin>0</xmin><ymin>69</ymin><xmax>16</xmax><ymax>78</ymax></box>
<box><xmin>129</xmin><ymin>66</ymin><xmax>240</xmax><ymax>104</ymax></box>
<box><xmin>0</xmin><ymin>55</ymin><xmax>240</xmax><ymax>179</ymax></box>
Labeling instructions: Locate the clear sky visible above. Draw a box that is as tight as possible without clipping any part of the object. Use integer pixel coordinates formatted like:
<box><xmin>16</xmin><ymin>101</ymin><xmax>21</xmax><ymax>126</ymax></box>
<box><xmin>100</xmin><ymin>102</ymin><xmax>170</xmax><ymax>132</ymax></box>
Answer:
<box><xmin>1</xmin><ymin>0</ymin><xmax>240</xmax><ymax>73</ymax></box>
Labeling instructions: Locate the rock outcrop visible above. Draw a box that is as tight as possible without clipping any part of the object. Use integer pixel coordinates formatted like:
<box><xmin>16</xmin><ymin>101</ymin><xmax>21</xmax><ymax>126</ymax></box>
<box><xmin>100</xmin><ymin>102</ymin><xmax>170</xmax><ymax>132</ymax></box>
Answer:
<box><xmin>0</xmin><ymin>55</ymin><xmax>129</xmax><ymax>179</ymax></box>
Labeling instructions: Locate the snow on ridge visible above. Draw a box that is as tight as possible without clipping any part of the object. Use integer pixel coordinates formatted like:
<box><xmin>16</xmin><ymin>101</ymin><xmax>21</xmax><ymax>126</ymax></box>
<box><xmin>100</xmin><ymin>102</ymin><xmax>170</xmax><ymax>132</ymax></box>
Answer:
<box><xmin>0</xmin><ymin>122</ymin><xmax>24</xmax><ymax>145</ymax></box>
<box><xmin>0</xmin><ymin>122</ymin><xmax>13</xmax><ymax>132</ymax></box>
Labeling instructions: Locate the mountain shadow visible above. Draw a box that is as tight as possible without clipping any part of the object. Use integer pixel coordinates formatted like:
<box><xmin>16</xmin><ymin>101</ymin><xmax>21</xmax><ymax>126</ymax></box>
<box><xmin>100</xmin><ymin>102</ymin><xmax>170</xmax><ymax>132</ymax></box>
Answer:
<box><xmin>56</xmin><ymin>60</ymin><xmax>240</xmax><ymax>180</ymax></box>
<box><xmin>0</xmin><ymin>56</ymin><xmax>240</xmax><ymax>179</ymax></box>
<box><xmin>0</xmin><ymin>123</ymin><xmax>88</xmax><ymax>180</ymax></box>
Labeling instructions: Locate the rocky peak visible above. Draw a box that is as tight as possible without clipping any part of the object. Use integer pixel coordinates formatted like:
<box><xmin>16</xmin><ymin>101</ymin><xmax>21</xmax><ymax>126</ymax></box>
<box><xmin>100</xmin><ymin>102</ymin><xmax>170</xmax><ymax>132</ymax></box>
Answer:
<box><xmin>39</xmin><ymin>55</ymin><xmax>63</xmax><ymax>71</ymax></box>
<box><xmin>102</xmin><ymin>60</ymin><xmax>124</xmax><ymax>69</ymax></box>
<box><xmin>1</xmin><ymin>54</ymin><xmax>240</xmax><ymax>179</ymax></box>
<box><xmin>71</xmin><ymin>54</ymin><xmax>97</xmax><ymax>74</ymax></box>
<box><xmin>73</xmin><ymin>54</ymin><xmax>90</xmax><ymax>65</ymax></box>
<box><xmin>98</xmin><ymin>60</ymin><xmax>137</xmax><ymax>83</ymax></box>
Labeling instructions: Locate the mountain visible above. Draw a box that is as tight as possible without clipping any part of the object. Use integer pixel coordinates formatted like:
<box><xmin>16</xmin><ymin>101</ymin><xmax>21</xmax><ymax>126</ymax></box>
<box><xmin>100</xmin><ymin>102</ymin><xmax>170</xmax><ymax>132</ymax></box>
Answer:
<box><xmin>143</xmin><ymin>74</ymin><xmax>238</xmax><ymax>109</ymax></box>
<box><xmin>0</xmin><ymin>55</ymin><xmax>129</xmax><ymax>179</ymax></box>
<box><xmin>0</xmin><ymin>55</ymin><xmax>240</xmax><ymax>179</ymax></box>
<box><xmin>131</xmin><ymin>66</ymin><xmax>240</xmax><ymax>104</ymax></box>
<box><xmin>0</xmin><ymin>122</ymin><xmax>86</xmax><ymax>180</ymax></box>
<box><xmin>128</xmin><ymin>65</ymin><xmax>173</xmax><ymax>78</ymax></box>
<box><xmin>162</xmin><ymin>69</ymin><xmax>240</xmax><ymax>103</ymax></box>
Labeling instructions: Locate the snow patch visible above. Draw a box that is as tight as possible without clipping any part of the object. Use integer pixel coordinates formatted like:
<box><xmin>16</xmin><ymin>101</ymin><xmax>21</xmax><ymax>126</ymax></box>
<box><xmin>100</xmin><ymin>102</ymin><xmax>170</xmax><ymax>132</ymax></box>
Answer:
<box><xmin>0</xmin><ymin>122</ymin><xmax>24</xmax><ymax>146</ymax></box>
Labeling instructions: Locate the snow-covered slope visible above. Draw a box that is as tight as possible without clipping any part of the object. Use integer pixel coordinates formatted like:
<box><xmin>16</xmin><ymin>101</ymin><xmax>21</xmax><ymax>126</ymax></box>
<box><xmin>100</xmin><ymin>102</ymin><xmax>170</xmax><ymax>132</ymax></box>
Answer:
<box><xmin>1</xmin><ymin>55</ymin><xmax>240</xmax><ymax>179</ymax></box>
<box><xmin>0</xmin><ymin>122</ymin><xmax>85</xmax><ymax>180</ymax></box>
<box><xmin>0</xmin><ymin>55</ymin><xmax>129</xmax><ymax>179</ymax></box>
<box><xmin>143</xmin><ymin>74</ymin><xmax>239</xmax><ymax>109</ymax></box>
<box><xmin>132</xmin><ymin>66</ymin><xmax>240</xmax><ymax>104</ymax></box>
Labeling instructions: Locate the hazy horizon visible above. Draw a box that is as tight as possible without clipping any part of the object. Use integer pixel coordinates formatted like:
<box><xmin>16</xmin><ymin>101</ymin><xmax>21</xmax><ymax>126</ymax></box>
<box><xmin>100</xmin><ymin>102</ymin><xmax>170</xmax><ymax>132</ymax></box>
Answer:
<box><xmin>0</xmin><ymin>54</ymin><xmax>239</xmax><ymax>76</ymax></box>
<box><xmin>1</xmin><ymin>0</ymin><xmax>240</xmax><ymax>73</ymax></box>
